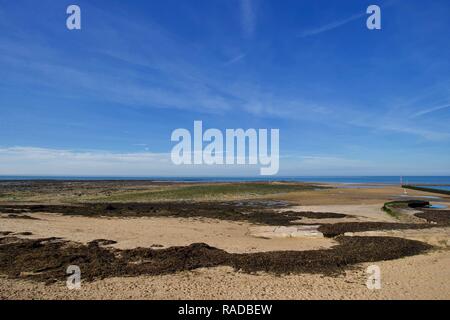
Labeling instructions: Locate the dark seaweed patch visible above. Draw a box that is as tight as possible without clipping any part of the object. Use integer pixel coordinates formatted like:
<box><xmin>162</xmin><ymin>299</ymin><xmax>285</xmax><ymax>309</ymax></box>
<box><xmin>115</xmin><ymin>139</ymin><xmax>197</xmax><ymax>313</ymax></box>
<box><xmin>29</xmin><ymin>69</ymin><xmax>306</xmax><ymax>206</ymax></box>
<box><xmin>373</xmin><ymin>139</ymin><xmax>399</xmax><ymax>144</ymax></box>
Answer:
<box><xmin>0</xmin><ymin>203</ymin><xmax>346</xmax><ymax>226</ymax></box>
<box><xmin>87</xmin><ymin>239</ymin><xmax>118</xmax><ymax>246</ymax></box>
<box><xmin>14</xmin><ymin>232</ymin><xmax>33</xmax><ymax>236</ymax></box>
<box><xmin>3</xmin><ymin>214</ymin><xmax>39</xmax><ymax>220</ymax></box>
<box><xmin>318</xmin><ymin>222</ymin><xmax>434</xmax><ymax>238</ymax></box>
<box><xmin>0</xmin><ymin>235</ymin><xmax>432</xmax><ymax>283</ymax></box>
<box><xmin>415</xmin><ymin>210</ymin><xmax>450</xmax><ymax>225</ymax></box>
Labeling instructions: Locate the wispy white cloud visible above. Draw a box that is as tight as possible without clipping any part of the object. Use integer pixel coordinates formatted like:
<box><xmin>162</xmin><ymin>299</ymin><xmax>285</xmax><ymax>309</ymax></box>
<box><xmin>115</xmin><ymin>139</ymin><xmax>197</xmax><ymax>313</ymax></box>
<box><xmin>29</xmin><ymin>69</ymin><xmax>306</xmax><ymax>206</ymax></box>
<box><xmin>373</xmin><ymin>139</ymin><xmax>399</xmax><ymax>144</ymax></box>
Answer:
<box><xmin>0</xmin><ymin>147</ymin><xmax>263</xmax><ymax>176</ymax></box>
<box><xmin>0</xmin><ymin>147</ymin><xmax>368</xmax><ymax>176</ymax></box>
<box><xmin>0</xmin><ymin>146</ymin><xmax>169</xmax><ymax>162</ymax></box>
<box><xmin>410</xmin><ymin>103</ymin><xmax>450</xmax><ymax>118</ymax></box>
<box><xmin>280</xmin><ymin>154</ymin><xmax>379</xmax><ymax>175</ymax></box>
<box><xmin>0</xmin><ymin>26</ymin><xmax>333</xmax><ymax>125</ymax></box>
<box><xmin>224</xmin><ymin>53</ymin><xmax>246</xmax><ymax>66</ymax></box>
<box><xmin>0</xmin><ymin>146</ymin><xmax>169</xmax><ymax>175</ymax></box>
<box><xmin>240</xmin><ymin>0</ymin><xmax>257</xmax><ymax>37</ymax></box>
<box><xmin>350</xmin><ymin>115</ymin><xmax>450</xmax><ymax>141</ymax></box>
<box><xmin>382</xmin><ymin>124</ymin><xmax>450</xmax><ymax>140</ymax></box>
<box><xmin>298</xmin><ymin>12</ymin><xmax>365</xmax><ymax>38</ymax></box>
<box><xmin>1</xmin><ymin>1</ymin><xmax>449</xmax><ymax>148</ymax></box>
<box><xmin>2</xmin><ymin>146</ymin><xmax>448</xmax><ymax>176</ymax></box>
<box><xmin>297</xmin><ymin>155</ymin><xmax>367</xmax><ymax>167</ymax></box>
<box><xmin>345</xmin><ymin>84</ymin><xmax>450</xmax><ymax>141</ymax></box>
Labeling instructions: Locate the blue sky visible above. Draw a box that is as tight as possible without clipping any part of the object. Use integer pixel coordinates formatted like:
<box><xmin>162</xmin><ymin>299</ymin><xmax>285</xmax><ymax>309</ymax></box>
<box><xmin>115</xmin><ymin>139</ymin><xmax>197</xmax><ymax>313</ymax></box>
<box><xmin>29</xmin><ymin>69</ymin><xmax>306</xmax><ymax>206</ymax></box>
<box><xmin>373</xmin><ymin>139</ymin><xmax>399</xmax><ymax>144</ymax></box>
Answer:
<box><xmin>0</xmin><ymin>0</ymin><xmax>449</xmax><ymax>176</ymax></box>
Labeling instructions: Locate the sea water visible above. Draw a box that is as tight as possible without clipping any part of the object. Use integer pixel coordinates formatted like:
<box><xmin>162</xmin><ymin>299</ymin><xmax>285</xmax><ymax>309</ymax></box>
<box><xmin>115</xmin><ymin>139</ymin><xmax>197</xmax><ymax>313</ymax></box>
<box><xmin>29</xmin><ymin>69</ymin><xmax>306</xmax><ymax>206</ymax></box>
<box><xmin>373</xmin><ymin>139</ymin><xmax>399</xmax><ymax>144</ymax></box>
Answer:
<box><xmin>1</xmin><ymin>175</ymin><xmax>450</xmax><ymax>185</ymax></box>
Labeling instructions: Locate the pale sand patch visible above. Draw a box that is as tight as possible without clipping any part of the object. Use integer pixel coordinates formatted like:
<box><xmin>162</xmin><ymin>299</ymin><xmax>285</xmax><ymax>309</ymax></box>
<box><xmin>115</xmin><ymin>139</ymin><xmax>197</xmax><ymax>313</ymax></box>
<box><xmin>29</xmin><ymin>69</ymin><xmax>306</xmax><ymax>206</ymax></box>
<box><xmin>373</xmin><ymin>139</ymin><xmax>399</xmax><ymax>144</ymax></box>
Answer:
<box><xmin>1</xmin><ymin>250</ymin><xmax>449</xmax><ymax>300</ymax></box>
<box><xmin>249</xmin><ymin>225</ymin><xmax>323</xmax><ymax>238</ymax></box>
<box><xmin>0</xmin><ymin>213</ymin><xmax>336</xmax><ymax>253</ymax></box>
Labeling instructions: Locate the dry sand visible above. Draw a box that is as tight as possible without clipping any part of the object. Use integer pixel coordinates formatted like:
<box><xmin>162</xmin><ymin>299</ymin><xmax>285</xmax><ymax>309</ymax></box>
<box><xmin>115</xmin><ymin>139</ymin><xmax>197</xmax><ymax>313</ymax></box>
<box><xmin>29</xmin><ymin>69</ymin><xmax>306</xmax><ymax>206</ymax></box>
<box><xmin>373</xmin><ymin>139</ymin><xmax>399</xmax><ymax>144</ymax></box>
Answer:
<box><xmin>0</xmin><ymin>213</ymin><xmax>336</xmax><ymax>253</ymax></box>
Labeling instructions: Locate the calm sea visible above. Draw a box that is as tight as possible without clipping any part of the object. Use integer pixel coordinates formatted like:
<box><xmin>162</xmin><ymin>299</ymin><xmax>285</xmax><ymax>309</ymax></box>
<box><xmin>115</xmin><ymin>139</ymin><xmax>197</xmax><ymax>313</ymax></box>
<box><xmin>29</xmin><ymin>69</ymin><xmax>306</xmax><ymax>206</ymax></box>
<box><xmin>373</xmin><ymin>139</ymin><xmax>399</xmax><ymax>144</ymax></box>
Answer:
<box><xmin>1</xmin><ymin>176</ymin><xmax>450</xmax><ymax>185</ymax></box>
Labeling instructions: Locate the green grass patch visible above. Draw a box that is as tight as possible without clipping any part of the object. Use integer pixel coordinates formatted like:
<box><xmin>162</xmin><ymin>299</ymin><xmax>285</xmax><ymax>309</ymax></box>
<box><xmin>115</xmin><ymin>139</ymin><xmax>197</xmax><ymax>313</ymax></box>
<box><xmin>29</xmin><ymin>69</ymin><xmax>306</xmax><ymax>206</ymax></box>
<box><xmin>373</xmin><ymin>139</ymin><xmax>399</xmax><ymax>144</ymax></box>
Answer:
<box><xmin>382</xmin><ymin>200</ymin><xmax>430</xmax><ymax>220</ymax></box>
<box><xmin>382</xmin><ymin>201</ymin><xmax>406</xmax><ymax>219</ymax></box>
<box><xmin>93</xmin><ymin>183</ymin><xmax>321</xmax><ymax>202</ymax></box>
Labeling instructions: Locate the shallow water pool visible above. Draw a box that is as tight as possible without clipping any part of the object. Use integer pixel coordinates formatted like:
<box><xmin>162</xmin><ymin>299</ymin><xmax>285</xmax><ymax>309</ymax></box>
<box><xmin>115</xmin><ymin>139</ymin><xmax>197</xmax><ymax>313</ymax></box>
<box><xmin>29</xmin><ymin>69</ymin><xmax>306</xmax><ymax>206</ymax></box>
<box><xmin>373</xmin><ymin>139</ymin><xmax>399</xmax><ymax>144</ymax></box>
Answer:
<box><xmin>426</xmin><ymin>204</ymin><xmax>448</xmax><ymax>209</ymax></box>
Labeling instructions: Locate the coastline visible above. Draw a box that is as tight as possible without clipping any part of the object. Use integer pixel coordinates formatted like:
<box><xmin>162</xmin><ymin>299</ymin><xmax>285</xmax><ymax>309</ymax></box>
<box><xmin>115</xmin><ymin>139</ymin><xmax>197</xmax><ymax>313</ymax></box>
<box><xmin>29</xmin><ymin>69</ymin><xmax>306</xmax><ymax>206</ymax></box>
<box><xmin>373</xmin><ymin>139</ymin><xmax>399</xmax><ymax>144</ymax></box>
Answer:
<box><xmin>1</xmin><ymin>175</ymin><xmax>450</xmax><ymax>185</ymax></box>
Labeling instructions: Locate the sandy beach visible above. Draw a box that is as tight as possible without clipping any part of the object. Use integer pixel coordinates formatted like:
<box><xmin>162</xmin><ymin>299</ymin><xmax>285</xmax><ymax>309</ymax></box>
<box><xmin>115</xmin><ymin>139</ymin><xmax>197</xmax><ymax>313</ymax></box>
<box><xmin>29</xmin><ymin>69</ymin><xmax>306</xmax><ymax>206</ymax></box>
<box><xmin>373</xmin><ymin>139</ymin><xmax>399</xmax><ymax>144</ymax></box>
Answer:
<box><xmin>1</xmin><ymin>180</ymin><xmax>449</xmax><ymax>300</ymax></box>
